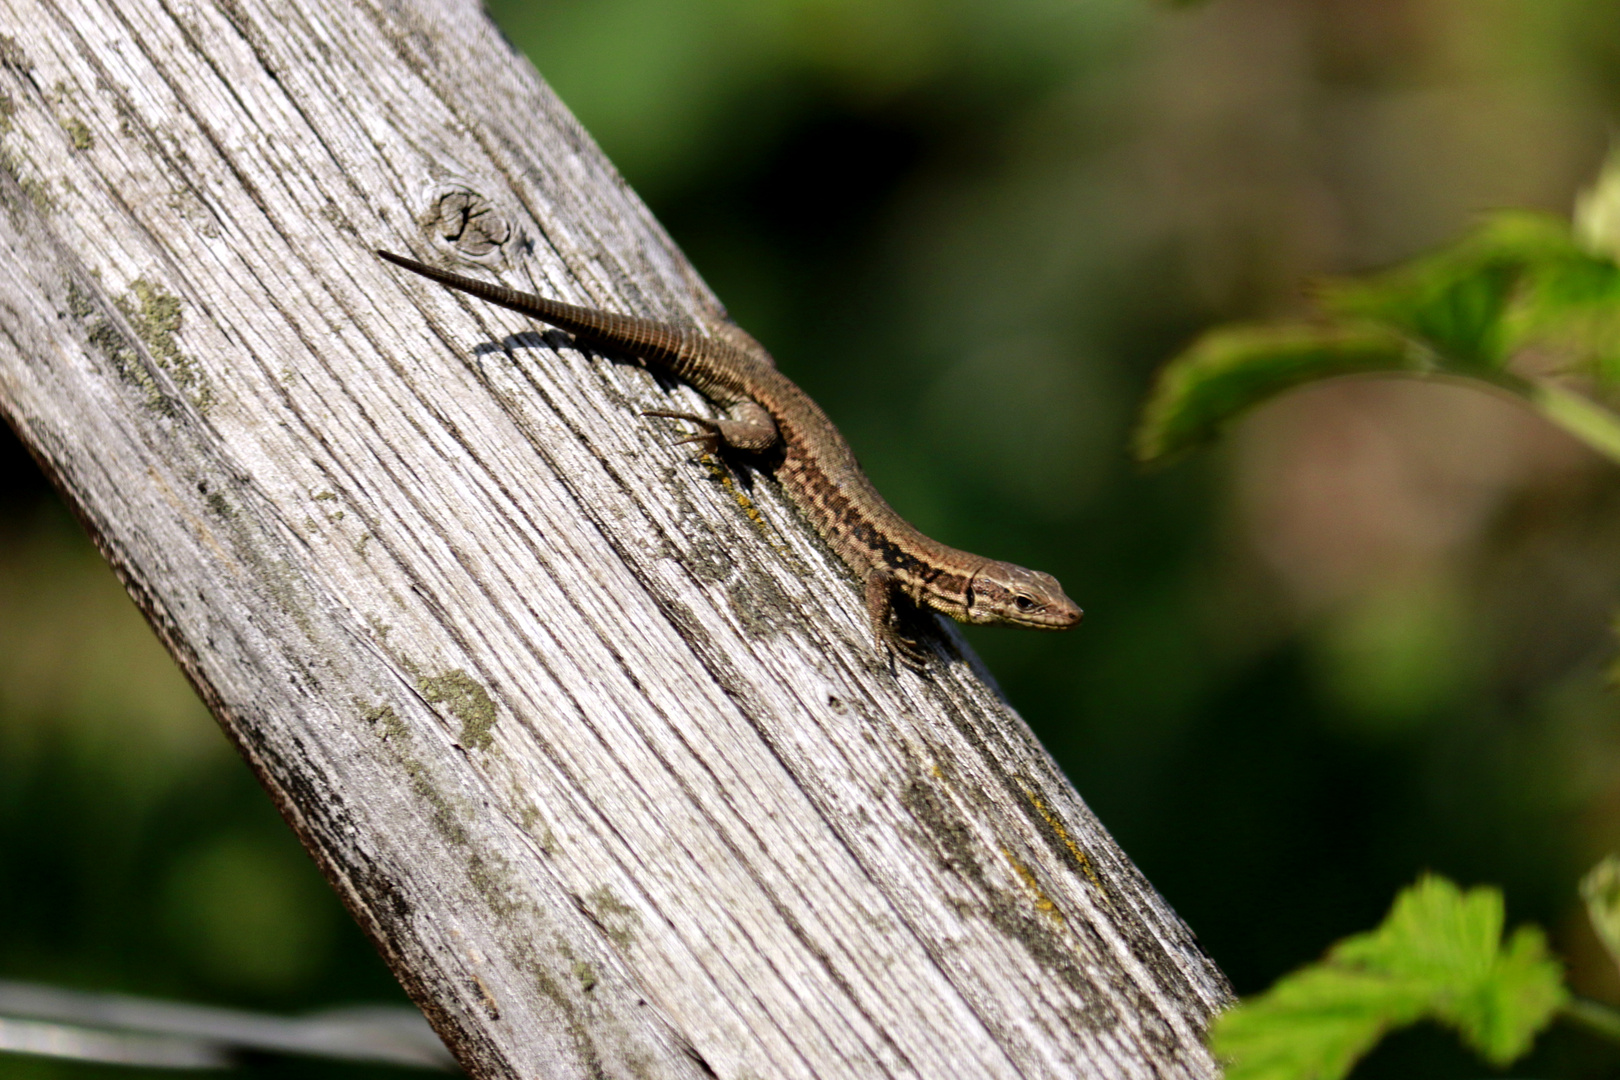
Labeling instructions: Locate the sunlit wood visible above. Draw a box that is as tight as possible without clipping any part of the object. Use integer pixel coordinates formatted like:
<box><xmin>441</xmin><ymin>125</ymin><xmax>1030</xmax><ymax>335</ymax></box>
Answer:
<box><xmin>0</xmin><ymin>0</ymin><xmax>1229</xmax><ymax>1075</ymax></box>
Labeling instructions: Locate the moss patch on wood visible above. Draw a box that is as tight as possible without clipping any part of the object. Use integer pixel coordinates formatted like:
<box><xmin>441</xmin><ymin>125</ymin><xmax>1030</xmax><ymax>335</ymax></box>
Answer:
<box><xmin>2</xmin><ymin>147</ymin><xmax>56</xmax><ymax>216</ymax></box>
<box><xmin>61</xmin><ymin>115</ymin><xmax>92</xmax><ymax>151</ymax></box>
<box><xmin>65</xmin><ymin>276</ymin><xmax>211</xmax><ymax>413</ymax></box>
<box><xmin>585</xmin><ymin>886</ymin><xmax>640</xmax><ymax>951</ymax></box>
<box><xmin>1001</xmin><ymin>847</ymin><xmax>1062</xmax><ymax>923</ymax></box>
<box><xmin>361</xmin><ymin>702</ymin><xmax>410</xmax><ymax>741</ymax></box>
<box><xmin>901</xmin><ymin>772</ymin><xmax>1107</xmax><ymax>1006</ymax></box>
<box><xmin>361</xmin><ymin>700</ymin><xmax>470</xmax><ymax>847</ymax></box>
<box><xmin>419</xmin><ymin>669</ymin><xmax>498</xmax><ymax>750</ymax></box>
<box><xmin>1018</xmin><ymin>781</ymin><xmax>1106</xmax><ymax>897</ymax></box>
<box><xmin>0</xmin><ymin>34</ymin><xmax>30</xmax><ymax>71</ymax></box>
<box><xmin>68</xmin><ymin>279</ymin><xmax>163</xmax><ymax>409</ymax></box>
<box><xmin>115</xmin><ymin>277</ymin><xmax>212</xmax><ymax>412</ymax></box>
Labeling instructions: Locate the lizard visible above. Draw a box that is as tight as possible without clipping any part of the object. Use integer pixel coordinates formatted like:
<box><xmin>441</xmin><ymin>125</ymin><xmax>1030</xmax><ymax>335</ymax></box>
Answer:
<box><xmin>377</xmin><ymin>250</ymin><xmax>1083</xmax><ymax>668</ymax></box>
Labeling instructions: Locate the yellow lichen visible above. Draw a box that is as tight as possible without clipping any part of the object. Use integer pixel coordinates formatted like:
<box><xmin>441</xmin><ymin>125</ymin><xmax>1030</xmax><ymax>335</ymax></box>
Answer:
<box><xmin>1021</xmin><ymin>781</ymin><xmax>1105</xmax><ymax>895</ymax></box>
<box><xmin>699</xmin><ymin>453</ymin><xmax>785</xmax><ymax>552</ymax></box>
<box><xmin>1002</xmin><ymin>848</ymin><xmax>1063</xmax><ymax>923</ymax></box>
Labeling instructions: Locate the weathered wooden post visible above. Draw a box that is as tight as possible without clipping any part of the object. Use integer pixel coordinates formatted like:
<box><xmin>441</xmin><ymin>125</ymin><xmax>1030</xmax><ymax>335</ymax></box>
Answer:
<box><xmin>0</xmin><ymin>0</ymin><xmax>1230</xmax><ymax>1075</ymax></box>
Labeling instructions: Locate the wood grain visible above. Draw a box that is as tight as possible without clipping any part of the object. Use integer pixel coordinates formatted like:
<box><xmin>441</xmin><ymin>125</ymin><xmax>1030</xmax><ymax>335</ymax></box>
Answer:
<box><xmin>0</xmin><ymin>0</ymin><xmax>1231</xmax><ymax>1075</ymax></box>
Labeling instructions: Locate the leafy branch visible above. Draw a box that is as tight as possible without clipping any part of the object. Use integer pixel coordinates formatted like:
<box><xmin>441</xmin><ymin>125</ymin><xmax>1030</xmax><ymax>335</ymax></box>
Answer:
<box><xmin>1135</xmin><ymin>154</ymin><xmax>1620</xmax><ymax>1079</ymax></box>
<box><xmin>1211</xmin><ymin>865</ymin><xmax>1620</xmax><ymax>1080</ymax></box>
<box><xmin>1136</xmin><ymin>165</ymin><xmax>1620</xmax><ymax>467</ymax></box>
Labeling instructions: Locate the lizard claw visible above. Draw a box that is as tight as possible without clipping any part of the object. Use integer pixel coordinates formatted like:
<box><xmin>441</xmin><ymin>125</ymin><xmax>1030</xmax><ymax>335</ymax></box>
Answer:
<box><xmin>673</xmin><ymin>432</ymin><xmax>721</xmax><ymax>453</ymax></box>
<box><xmin>643</xmin><ymin>409</ymin><xmax>714</xmax><ymax>425</ymax></box>
<box><xmin>644</xmin><ymin>410</ymin><xmax>720</xmax><ymax>455</ymax></box>
<box><xmin>866</xmin><ymin>568</ymin><xmax>934</xmax><ymax>672</ymax></box>
<box><xmin>880</xmin><ymin>625</ymin><xmax>933</xmax><ymax>672</ymax></box>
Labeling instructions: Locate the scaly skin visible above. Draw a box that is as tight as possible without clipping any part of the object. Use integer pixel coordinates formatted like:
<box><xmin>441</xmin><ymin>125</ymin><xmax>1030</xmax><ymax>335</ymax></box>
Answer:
<box><xmin>379</xmin><ymin>250</ymin><xmax>1082</xmax><ymax>667</ymax></box>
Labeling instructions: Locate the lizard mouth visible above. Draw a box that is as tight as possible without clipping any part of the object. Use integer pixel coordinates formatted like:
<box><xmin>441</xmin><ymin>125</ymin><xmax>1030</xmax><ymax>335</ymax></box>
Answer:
<box><xmin>1020</xmin><ymin>604</ymin><xmax>1084</xmax><ymax>630</ymax></box>
<box><xmin>962</xmin><ymin>598</ymin><xmax>1084</xmax><ymax>629</ymax></box>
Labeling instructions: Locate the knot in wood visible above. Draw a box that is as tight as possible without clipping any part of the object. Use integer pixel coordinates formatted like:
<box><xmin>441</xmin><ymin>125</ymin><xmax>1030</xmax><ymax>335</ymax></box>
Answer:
<box><xmin>428</xmin><ymin>187</ymin><xmax>510</xmax><ymax>257</ymax></box>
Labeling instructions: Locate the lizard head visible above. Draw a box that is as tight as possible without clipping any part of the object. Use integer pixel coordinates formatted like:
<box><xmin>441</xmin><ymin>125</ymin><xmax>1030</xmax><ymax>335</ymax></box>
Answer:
<box><xmin>964</xmin><ymin>562</ymin><xmax>1083</xmax><ymax>630</ymax></box>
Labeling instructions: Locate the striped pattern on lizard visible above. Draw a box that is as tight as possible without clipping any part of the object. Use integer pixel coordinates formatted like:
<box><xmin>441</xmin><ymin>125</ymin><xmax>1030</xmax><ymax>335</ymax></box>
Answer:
<box><xmin>378</xmin><ymin>250</ymin><xmax>1082</xmax><ymax>669</ymax></box>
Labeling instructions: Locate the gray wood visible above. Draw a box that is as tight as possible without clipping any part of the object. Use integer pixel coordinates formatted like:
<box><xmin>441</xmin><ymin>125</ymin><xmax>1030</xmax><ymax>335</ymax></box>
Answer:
<box><xmin>0</xmin><ymin>0</ymin><xmax>1232</xmax><ymax>1075</ymax></box>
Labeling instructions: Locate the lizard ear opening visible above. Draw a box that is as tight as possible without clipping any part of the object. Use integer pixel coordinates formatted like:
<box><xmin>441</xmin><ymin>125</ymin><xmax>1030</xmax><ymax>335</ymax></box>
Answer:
<box><xmin>962</xmin><ymin>569</ymin><xmax>997</xmax><ymax>625</ymax></box>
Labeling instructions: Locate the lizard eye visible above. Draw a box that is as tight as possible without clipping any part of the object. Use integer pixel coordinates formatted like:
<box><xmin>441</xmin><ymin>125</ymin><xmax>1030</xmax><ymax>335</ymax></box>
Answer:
<box><xmin>1013</xmin><ymin>595</ymin><xmax>1036</xmax><ymax>612</ymax></box>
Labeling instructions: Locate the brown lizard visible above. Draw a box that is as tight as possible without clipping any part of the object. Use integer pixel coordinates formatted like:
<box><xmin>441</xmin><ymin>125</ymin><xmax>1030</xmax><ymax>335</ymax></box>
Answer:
<box><xmin>378</xmin><ymin>250</ymin><xmax>1082</xmax><ymax>668</ymax></box>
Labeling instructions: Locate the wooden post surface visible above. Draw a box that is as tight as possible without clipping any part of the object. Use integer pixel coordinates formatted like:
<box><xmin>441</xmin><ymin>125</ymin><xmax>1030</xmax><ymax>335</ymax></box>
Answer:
<box><xmin>0</xmin><ymin>0</ymin><xmax>1231</xmax><ymax>1075</ymax></box>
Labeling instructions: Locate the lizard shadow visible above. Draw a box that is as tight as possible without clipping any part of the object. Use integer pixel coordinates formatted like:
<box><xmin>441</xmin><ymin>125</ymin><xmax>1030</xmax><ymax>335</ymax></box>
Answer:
<box><xmin>476</xmin><ymin>331</ymin><xmax>963</xmax><ymax>672</ymax></box>
<box><xmin>475</xmin><ymin>330</ymin><xmax>781</xmax><ymax>496</ymax></box>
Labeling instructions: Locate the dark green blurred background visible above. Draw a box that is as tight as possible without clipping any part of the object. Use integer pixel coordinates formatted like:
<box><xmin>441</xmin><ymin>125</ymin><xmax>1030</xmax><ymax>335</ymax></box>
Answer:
<box><xmin>8</xmin><ymin>0</ymin><xmax>1620</xmax><ymax>1076</ymax></box>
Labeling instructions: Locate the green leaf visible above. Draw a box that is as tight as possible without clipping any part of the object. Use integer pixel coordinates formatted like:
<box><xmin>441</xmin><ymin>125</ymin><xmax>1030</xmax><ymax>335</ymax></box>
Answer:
<box><xmin>1135</xmin><ymin>215</ymin><xmax>1592</xmax><ymax>465</ymax></box>
<box><xmin>1134</xmin><ymin>324</ymin><xmax>1415</xmax><ymax>462</ymax></box>
<box><xmin>1318</xmin><ymin>209</ymin><xmax>1620</xmax><ymax>389</ymax></box>
<box><xmin>1211</xmin><ymin>966</ymin><xmax>1428</xmax><ymax>1080</ymax></box>
<box><xmin>1322</xmin><ymin>212</ymin><xmax>1575</xmax><ymax>372</ymax></box>
<box><xmin>1136</xmin><ymin>204</ymin><xmax>1620</xmax><ymax>467</ymax></box>
<box><xmin>1211</xmin><ymin>876</ymin><xmax>1567</xmax><ymax>1080</ymax></box>
<box><xmin>1512</xmin><ymin>259</ymin><xmax>1620</xmax><ymax>388</ymax></box>
<box><xmin>1581</xmin><ymin>855</ymin><xmax>1620</xmax><ymax>976</ymax></box>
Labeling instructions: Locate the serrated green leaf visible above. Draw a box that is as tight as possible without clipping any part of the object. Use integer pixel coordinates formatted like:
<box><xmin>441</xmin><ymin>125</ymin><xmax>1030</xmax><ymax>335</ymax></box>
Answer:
<box><xmin>1212</xmin><ymin>966</ymin><xmax>1428</xmax><ymax>1080</ymax></box>
<box><xmin>1457</xmin><ymin>925</ymin><xmax>1567</xmax><ymax>1064</ymax></box>
<box><xmin>1330</xmin><ymin>874</ymin><xmax>1503</xmax><ymax>981</ymax></box>
<box><xmin>1325</xmin><ymin>263</ymin><xmax>1517</xmax><ymax>370</ymax></box>
<box><xmin>1315</xmin><ymin>210</ymin><xmax>1620</xmax><ymax>389</ymax></box>
<box><xmin>1210</xmin><ymin>876</ymin><xmax>1567</xmax><ymax>1080</ymax></box>
<box><xmin>1580</xmin><ymin>855</ymin><xmax>1620</xmax><ymax>976</ymax></box>
<box><xmin>1134</xmin><ymin>324</ymin><xmax>1415</xmax><ymax>462</ymax></box>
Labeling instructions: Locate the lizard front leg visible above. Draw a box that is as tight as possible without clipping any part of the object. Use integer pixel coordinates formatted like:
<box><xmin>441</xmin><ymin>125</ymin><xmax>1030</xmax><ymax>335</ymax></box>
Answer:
<box><xmin>645</xmin><ymin>400</ymin><xmax>778</xmax><ymax>455</ymax></box>
<box><xmin>865</xmin><ymin>568</ymin><xmax>932</xmax><ymax>670</ymax></box>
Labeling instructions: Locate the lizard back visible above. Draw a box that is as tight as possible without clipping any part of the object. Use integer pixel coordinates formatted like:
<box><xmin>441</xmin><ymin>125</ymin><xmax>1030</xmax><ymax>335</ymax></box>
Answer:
<box><xmin>377</xmin><ymin>251</ymin><xmax>1033</xmax><ymax>624</ymax></box>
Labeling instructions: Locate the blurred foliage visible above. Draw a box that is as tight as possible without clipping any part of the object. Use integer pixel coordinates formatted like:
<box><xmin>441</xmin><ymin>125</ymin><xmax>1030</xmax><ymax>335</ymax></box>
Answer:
<box><xmin>0</xmin><ymin>465</ymin><xmax>411</xmax><ymax>1079</ymax></box>
<box><xmin>161</xmin><ymin>835</ymin><xmax>336</xmax><ymax>992</ymax></box>
<box><xmin>1137</xmin><ymin>84</ymin><xmax>1620</xmax><ymax>1080</ymax></box>
<box><xmin>1213</xmin><ymin>876</ymin><xmax>1568</xmax><ymax>1080</ymax></box>
<box><xmin>1583</xmin><ymin>856</ymin><xmax>1620</xmax><ymax>977</ymax></box>
<box><xmin>1136</xmin><ymin>208</ymin><xmax>1620</xmax><ymax>464</ymax></box>
<box><xmin>1308</xmin><ymin>576</ymin><xmax>1479</xmax><ymax>733</ymax></box>
<box><xmin>11</xmin><ymin>0</ymin><xmax>1620</xmax><ymax>1078</ymax></box>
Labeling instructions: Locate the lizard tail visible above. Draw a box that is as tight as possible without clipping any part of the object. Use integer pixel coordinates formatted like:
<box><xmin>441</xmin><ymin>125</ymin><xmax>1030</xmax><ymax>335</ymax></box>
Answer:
<box><xmin>377</xmin><ymin>250</ymin><xmax>697</xmax><ymax>367</ymax></box>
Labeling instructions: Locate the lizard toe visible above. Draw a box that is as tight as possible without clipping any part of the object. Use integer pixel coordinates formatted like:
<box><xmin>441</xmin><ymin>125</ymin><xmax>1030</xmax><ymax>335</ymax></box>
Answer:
<box><xmin>882</xmin><ymin>628</ymin><xmax>933</xmax><ymax>672</ymax></box>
